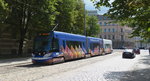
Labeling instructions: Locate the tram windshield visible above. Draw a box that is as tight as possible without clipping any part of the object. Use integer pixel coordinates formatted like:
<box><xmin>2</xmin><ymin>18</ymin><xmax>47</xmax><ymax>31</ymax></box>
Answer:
<box><xmin>34</xmin><ymin>36</ymin><xmax>59</xmax><ymax>52</ymax></box>
<box><xmin>34</xmin><ymin>37</ymin><xmax>50</xmax><ymax>52</ymax></box>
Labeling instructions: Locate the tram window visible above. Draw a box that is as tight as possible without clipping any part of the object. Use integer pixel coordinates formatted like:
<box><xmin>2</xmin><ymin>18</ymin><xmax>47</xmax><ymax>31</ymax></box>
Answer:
<box><xmin>34</xmin><ymin>37</ymin><xmax>49</xmax><ymax>51</ymax></box>
<box><xmin>105</xmin><ymin>44</ymin><xmax>111</xmax><ymax>48</ymax></box>
<box><xmin>63</xmin><ymin>41</ymin><xmax>66</xmax><ymax>48</ymax></box>
<box><xmin>90</xmin><ymin>43</ymin><xmax>99</xmax><ymax>50</ymax></box>
<box><xmin>51</xmin><ymin>38</ymin><xmax>59</xmax><ymax>52</ymax></box>
<box><xmin>66</xmin><ymin>41</ymin><xmax>82</xmax><ymax>48</ymax></box>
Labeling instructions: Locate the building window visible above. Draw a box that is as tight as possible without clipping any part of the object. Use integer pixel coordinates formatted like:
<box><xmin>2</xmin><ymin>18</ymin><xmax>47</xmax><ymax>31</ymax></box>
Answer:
<box><xmin>108</xmin><ymin>28</ymin><xmax>111</xmax><ymax>32</ymax></box>
<box><xmin>99</xmin><ymin>17</ymin><xmax>103</xmax><ymax>20</ymax></box>
<box><xmin>104</xmin><ymin>22</ymin><xmax>107</xmax><ymax>26</ymax></box>
<box><xmin>104</xmin><ymin>17</ymin><xmax>106</xmax><ymax>20</ymax></box>
<box><xmin>112</xmin><ymin>28</ymin><xmax>115</xmax><ymax>32</ymax></box>
<box><xmin>121</xmin><ymin>28</ymin><xmax>123</xmax><ymax>32</ymax></box>
<box><xmin>121</xmin><ymin>35</ymin><xmax>124</xmax><ymax>40</ymax></box>
<box><xmin>104</xmin><ymin>28</ymin><xmax>107</xmax><ymax>32</ymax></box>
<box><xmin>112</xmin><ymin>35</ymin><xmax>115</xmax><ymax>39</ymax></box>
<box><xmin>99</xmin><ymin>22</ymin><xmax>102</xmax><ymax>26</ymax></box>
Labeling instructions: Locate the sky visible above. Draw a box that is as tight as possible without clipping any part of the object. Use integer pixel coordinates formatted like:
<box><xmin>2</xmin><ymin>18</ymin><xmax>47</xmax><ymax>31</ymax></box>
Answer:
<box><xmin>84</xmin><ymin>0</ymin><xmax>113</xmax><ymax>15</ymax></box>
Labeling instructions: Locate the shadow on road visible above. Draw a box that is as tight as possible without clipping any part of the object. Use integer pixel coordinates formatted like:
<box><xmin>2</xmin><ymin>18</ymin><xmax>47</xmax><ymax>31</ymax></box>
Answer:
<box><xmin>16</xmin><ymin>64</ymin><xmax>50</xmax><ymax>68</ymax></box>
<box><xmin>139</xmin><ymin>55</ymin><xmax>150</xmax><ymax>65</ymax></box>
<box><xmin>104</xmin><ymin>68</ymin><xmax>150</xmax><ymax>81</ymax></box>
<box><xmin>104</xmin><ymin>54</ymin><xmax>150</xmax><ymax>81</ymax></box>
<box><xmin>15</xmin><ymin>61</ymin><xmax>67</xmax><ymax>68</ymax></box>
<box><xmin>0</xmin><ymin>58</ymin><xmax>30</xmax><ymax>63</ymax></box>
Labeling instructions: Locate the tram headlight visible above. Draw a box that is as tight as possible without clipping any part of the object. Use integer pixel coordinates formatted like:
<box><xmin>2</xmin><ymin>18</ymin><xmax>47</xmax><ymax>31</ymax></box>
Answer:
<box><xmin>44</xmin><ymin>53</ymin><xmax>52</xmax><ymax>57</ymax></box>
<box><xmin>32</xmin><ymin>53</ymin><xmax>35</xmax><ymax>57</ymax></box>
<box><xmin>39</xmin><ymin>53</ymin><xmax>41</xmax><ymax>55</ymax></box>
<box><xmin>43</xmin><ymin>52</ymin><xmax>46</xmax><ymax>54</ymax></box>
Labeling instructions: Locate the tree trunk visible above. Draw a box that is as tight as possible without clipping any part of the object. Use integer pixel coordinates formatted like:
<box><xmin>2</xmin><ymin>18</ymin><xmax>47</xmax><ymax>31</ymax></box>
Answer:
<box><xmin>17</xmin><ymin>1</ymin><xmax>31</xmax><ymax>56</ymax></box>
<box><xmin>18</xmin><ymin>32</ymin><xmax>25</xmax><ymax>56</ymax></box>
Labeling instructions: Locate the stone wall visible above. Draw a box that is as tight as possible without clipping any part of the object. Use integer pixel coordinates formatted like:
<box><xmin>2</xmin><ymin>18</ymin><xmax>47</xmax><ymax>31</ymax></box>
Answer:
<box><xmin>0</xmin><ymin>33</ymin><xmax>33</xmax><ymax>57</ymax></box>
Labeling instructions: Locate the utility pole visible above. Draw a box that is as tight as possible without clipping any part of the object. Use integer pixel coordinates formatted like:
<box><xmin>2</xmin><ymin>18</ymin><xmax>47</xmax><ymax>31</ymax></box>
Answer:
<box><xmin>83</xmin><ymin>2</ymin><xmax>89</xmax><ymax>57</ymax></box>
<box><xmin>84</xmin><ymin>3</ymin><xmax>86</xmax><ymax>36</ymax></box>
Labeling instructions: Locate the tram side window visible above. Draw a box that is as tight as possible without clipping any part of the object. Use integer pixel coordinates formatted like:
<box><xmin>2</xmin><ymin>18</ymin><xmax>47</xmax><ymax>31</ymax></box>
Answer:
<box><xmin>105</xmin><ymin>44</ymin><xmax>111</xmax><ymax>48</ymax></box>
<box><xmin>63</xmin><ymin>41</ymin><xmax>66</xmax><ymax>48</ymax></box>
<box><xmin>66</xmin><ymin>41</ymin><xmax>82</xmax><ymax>48</ymax></box>
<box><xmin>90</xmin><ymin>43</ymin><xmax>100</xmax><ymax>50</ymax></box>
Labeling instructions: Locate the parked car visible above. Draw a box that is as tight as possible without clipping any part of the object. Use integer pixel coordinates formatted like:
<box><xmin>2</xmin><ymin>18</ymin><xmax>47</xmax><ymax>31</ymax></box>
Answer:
<box><xmin>139</xmin><ymin>47</ymin><xmax>145</xmax><ymax>49</ymax></box>
<box><xmin>133</xmin><ymin>48</ymin><xmax>140</xmax><ymax>54</ymax></box>
<box><xmin>122</xmin><ymin>49</ymin><xmax>135</xmax><ymax>58</ymax></box>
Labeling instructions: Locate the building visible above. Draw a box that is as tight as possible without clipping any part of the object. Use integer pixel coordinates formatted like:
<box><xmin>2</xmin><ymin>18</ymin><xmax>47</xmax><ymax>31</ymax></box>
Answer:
<box><xmin>97</xmin><ymin>15</ymin><xmax>135</xmax><ymax>49</ymax></box>
<box><xmin>87</xmin><ymin>10</ymin><xmax>99</xmax><ymax>16</ymax></box>
<box><xmin>134</xmin><ymin>37</ymin><xmax>150</xmax><ymax>49</ymax></box>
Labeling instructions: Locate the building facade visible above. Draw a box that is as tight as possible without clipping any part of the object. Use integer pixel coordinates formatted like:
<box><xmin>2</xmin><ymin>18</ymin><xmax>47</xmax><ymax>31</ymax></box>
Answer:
<box><xmin>97</xmin><ymin>15</ymin><xmax>135</xmax><ymax>49</ymax></box>
<box><xmin>134</xmin><ymin>37</ymin><xmax>150</xmax><ymax>49</ymax></box>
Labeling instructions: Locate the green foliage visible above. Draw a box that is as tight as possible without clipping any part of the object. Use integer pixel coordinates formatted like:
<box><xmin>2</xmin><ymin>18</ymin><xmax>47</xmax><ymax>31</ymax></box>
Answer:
<box><xmin>55</xmin><ymin>0</ymin><xmax>79</xmax><ymax>33</ymax></box>
<box><xmin>1</xmin><ymin>0</ymin><xmax>59</xmax><ymax>55</ymax></box>
<box><xmin>73</xmin><ymin>0</ymin><xmax>85</xmax><ymax>35</ymax></box>
<box><xmin>0</xmin><ymin>0</ymin><xmax>9</xmax><ymax>36</ymax></box>
<box><xmin>0</xmin><ymin>0</ymin><xmax>8</xmax><ymax>22</ymax></box>
<box><xmin>0</xmin><ymin>0</ymin><xmax>101</xmax><ymax>55</ymax></box>
<box><xmin>93</xmin><ymin>0</ymin><xmax>150</xmax><ymax>39</ymax></box>
<box><xmin>91</xmin><ymin>0</ymin><xmax>111</xmax><ymax>8</ymax></box>
<box><xmin>86</xmin><ymin>16</ymin><xmax>100</xmax><ymax>37</ymax></box>
<box><xmin>55</xmin><ymin>0</ymin><xmax>100</xmax><ymax>36</ymax></box>
<box><xmin>5</xmin><ymin>0</ymin><xmax>59</xmax><ymax>37</ymax></box>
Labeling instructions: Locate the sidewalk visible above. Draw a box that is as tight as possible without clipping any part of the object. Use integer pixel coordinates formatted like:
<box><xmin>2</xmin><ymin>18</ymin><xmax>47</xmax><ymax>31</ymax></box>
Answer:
<box><xmin>0</xmin><ymin>57</ymin><xmax>31</xmax><ymax>66</ymax></box>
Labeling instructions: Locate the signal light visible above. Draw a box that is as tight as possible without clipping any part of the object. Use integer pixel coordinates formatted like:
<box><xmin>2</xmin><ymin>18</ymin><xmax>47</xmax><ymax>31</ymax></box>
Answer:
<box><xmin>39</xmin><ymin>33</ymin><xmax>49</xmax><ymax>36</ymax></box>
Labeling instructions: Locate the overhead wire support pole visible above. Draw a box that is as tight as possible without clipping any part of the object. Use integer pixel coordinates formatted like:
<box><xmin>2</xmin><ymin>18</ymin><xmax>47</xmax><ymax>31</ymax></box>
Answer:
<box><xmin>83</xmin><ymin>3</ymin><xmax>88</xmax><ymax>55</ymax></box>
<box><xmin>84</xmin><ymin>3</ymin><xmax>86</xmax><ymax>37</ymax></box>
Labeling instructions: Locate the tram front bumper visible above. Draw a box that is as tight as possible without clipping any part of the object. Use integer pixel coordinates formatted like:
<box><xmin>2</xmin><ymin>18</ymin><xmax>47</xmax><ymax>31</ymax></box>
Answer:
<box><xmin>32</xmin><ymin>57</ymin><xmax>53</xmax><ymax>64</ymax></box>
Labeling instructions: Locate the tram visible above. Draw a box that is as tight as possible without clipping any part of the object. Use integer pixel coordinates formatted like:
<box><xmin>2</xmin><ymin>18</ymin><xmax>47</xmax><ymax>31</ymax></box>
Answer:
<box><xmin>32</xmin><ymin>31</ymin><xmax>113</xmax><ymax>64</ymax></box>
<box><xmin>103</xmin><ymin>39</ymin><xmax>113</xmax><ymax>54</ymax></box>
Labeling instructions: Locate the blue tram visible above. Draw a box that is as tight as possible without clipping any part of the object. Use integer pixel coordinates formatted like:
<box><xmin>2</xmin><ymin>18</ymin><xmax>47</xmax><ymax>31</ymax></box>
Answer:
<box><xmin>32</xmin><ymin>31</ymin><xmax>112</xmax><ymax>64</ymax></box>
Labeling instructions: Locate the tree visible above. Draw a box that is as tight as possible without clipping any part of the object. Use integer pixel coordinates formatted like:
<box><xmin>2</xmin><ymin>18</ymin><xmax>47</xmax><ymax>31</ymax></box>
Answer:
<box><xmin>0</xmin><ymin>0</ymin><xmax>8</xmax><ymax>22</ymax></box>
<box><xmin>55</xmin><ymin>0</ymin><xmax>79</xmax><ymax>33</ymax></box>
<box><xmin>3</xmin><ymin>0</ymin><xmax>59</xmax><ymax>56</ymax></box>
<box><xmin>0</xmin><ymin>0</ymin><xmax>9</xmax><ymax>36</ymax></box>
<box><xmin>73</xmin><ymin>0</ymin><xmax>85</xmax><ymax>35</ymax></box>
<box><xmin>92</xmin><ymin>0</ymin><xmax>150</xmax><ymax>39</ymax></box>
<box><xmin>86</xmin><ymin>15</ymin><xmax>100</xmax><ymax>37</ymax></box>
